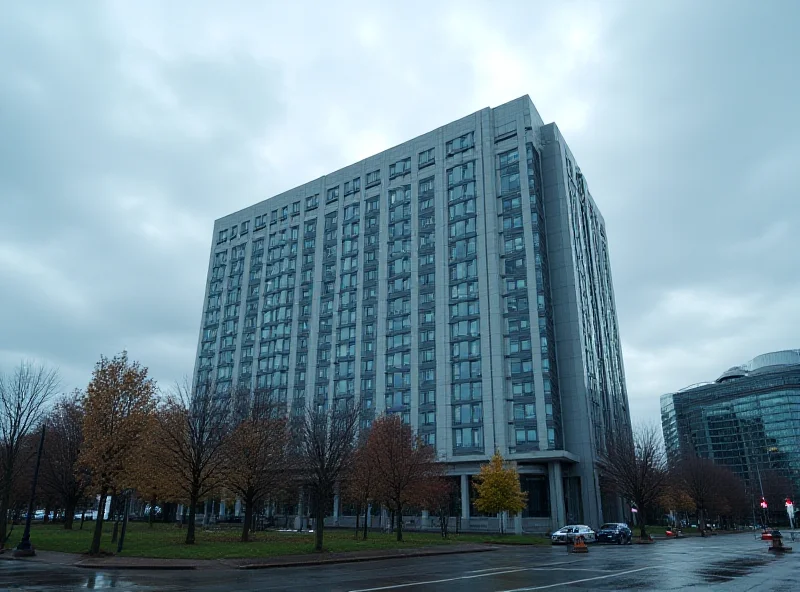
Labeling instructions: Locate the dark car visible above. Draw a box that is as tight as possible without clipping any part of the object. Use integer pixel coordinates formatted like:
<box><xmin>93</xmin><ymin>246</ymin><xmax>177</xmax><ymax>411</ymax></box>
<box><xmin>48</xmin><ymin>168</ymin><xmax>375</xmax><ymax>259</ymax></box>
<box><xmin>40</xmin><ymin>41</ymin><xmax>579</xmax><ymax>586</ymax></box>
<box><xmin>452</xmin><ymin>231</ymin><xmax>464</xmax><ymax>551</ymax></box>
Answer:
<box><xmin>596</xmin><ymin>522</ymin><xmax>632</xmax><ymax>544</ymax></box>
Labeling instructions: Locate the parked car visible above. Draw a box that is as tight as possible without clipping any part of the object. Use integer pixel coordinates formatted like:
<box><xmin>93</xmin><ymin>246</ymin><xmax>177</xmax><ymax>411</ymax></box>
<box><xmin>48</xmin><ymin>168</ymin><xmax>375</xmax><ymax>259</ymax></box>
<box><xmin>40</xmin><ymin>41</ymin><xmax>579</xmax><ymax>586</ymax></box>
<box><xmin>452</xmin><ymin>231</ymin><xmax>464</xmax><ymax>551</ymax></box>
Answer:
<box><xmin>596</xmin><ymin>523</ymin><xmax>632</xmax><ymax>544</ymax></box>
<box><xmin>551</xmin><ymin>525</ymin><xmax>596</xmax><ymax>544</ymax></box>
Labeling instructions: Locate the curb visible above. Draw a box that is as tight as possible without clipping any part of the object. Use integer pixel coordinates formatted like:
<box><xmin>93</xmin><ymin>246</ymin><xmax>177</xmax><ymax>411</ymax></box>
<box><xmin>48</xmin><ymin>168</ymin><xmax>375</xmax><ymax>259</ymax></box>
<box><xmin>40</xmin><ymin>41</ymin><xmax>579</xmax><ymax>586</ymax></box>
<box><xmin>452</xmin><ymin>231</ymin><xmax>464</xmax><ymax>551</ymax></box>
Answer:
<box><xmin>237</xmin><ymin>546</ymin><xmax>497</xmax><ymax>570</ymax></box>
<box><xmin>74</xmin><ymin>563</ymin><xmax>198</xmax><ymax>570</ymax></box>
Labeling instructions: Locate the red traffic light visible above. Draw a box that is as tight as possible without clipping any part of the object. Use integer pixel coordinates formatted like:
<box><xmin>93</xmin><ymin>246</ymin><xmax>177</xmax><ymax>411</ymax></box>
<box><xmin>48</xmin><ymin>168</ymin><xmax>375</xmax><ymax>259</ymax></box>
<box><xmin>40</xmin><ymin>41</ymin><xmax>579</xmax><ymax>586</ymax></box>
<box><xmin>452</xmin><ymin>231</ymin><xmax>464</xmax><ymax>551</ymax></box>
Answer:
<box><xmin>786</xmin><ymin>498</ymin><xmax>794</xmax><ymax>507</ymax></box>
<box><xmin>760</xmin><ymin>498</ymin><xmax>768</xmax><ymax>509</ymax></box>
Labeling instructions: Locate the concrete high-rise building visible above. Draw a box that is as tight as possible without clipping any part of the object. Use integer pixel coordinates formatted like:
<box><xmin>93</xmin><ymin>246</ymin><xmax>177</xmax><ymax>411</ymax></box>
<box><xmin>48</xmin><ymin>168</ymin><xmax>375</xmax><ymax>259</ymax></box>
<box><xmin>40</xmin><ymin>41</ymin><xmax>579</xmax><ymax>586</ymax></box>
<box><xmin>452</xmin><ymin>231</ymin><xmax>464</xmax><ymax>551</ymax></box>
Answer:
<box><xmin>194</xmin><ymin>96</ymin><xmax>631</xmax><ymax>531</ymax></box>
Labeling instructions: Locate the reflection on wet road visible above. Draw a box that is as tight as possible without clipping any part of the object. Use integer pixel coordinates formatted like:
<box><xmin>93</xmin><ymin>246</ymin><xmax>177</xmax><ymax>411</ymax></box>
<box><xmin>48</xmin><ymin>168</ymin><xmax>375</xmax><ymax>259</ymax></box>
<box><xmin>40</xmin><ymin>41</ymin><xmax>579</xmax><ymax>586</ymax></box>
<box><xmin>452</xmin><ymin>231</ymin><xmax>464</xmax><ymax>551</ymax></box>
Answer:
<box><xmin>1</xmin><ymin>533</ymin><xmax>798</xmax><ymax>591</ymax></box>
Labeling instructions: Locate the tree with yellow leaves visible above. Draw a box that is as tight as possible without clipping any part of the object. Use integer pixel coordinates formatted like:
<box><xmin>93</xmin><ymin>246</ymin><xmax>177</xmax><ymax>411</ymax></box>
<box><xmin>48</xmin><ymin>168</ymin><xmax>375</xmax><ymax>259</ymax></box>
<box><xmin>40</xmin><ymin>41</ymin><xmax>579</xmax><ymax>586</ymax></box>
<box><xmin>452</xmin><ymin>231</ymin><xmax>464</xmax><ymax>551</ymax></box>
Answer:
<box><xmin>473</xmin><ymin>451</ymin><xmax>527</xmax><ymax>534</ymax></box>
<box><xmin>80</xmin><ymin>352</ymin><xmax>156</xmax><ymax>555</ymax></box>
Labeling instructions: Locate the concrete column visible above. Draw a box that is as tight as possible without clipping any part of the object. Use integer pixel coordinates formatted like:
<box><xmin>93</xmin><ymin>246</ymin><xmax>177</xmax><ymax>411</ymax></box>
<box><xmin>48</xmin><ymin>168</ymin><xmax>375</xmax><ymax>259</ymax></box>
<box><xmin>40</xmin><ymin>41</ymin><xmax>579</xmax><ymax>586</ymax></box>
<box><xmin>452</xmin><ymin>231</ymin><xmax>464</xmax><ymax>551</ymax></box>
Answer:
<box><xmin>219</xmin><ymin>501</ymin><xmax>226</xmax><ymax>518</ymax></box>
<box><xmin>381</xmin><ymin>507</ymin><xmax>389</xmax><ymax>532</ymax></box>
<box><xmin>514</xmin><ymin>513</ymin><xmax>523</xmax><ymax>535</ymax></box>
<box><xmin>421</xmin><ymin>510</ymin><xmax>429</xmax><ymax>530</ymax></box>
<box><xmin>366</xmin><ymin>504</ymin><xmax>373</xmax><ymax>527</ymax></box>
<box><xmin>548</xmin><ymin>461</ymin><xmax>565</xmax><ymax>530</ymax></box>
<box><xmin>234</xmin><ymin>499</ymin><xmax>242</xmax><ymax>518</ymax></box>
<box><xmin>177</xmin><ymin>504</ymin><xmax>184</xmax><ymax>524</ymax></box>
<box><xmin>460</xmin><ymin>474</ymin><xmax>470</xmax><ymax>521</ymax></box>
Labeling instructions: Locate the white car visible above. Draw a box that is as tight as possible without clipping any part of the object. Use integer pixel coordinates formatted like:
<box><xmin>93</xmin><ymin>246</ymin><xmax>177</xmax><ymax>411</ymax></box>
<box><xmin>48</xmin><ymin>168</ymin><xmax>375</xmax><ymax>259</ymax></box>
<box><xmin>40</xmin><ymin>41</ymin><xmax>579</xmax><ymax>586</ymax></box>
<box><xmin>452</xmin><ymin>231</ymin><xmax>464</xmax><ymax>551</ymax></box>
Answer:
<box><xmin>551</xmin><ymin>524</ymin><xmax>596</xmax><ymax>544</ymax></box>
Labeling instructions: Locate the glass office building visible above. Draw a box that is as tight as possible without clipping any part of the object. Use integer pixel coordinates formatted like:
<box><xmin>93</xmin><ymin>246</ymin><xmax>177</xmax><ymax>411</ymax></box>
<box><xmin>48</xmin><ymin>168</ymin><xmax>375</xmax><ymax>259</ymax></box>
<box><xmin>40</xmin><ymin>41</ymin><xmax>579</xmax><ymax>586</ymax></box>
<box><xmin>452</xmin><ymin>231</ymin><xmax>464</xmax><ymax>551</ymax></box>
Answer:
<box><xmin>661</xmin><ymin>350</ymin><xmax>800</xmax><ymax>500</ymax></box>
<box><xmin>195</xmin><ymin>96</ymin><xmax>631</xmax><ymax>531</ymax></box>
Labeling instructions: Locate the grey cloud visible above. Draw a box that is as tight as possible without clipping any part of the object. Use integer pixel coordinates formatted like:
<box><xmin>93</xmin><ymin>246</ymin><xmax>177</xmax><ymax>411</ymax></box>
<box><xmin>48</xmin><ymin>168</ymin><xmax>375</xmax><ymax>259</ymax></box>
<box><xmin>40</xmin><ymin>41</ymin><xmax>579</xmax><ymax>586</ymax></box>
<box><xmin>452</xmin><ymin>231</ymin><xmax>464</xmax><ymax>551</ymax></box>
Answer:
<box><xmin>0</xmin><ymin>0</ymin><xmax>797</xmax><ymax>427</ymax></box>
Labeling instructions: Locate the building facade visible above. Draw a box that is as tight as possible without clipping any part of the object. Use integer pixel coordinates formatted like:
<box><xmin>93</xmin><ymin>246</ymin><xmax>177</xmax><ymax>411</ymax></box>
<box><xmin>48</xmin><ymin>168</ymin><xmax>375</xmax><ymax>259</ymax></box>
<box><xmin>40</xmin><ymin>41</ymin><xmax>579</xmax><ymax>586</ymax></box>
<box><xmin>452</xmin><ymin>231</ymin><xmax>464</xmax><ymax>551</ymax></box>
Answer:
<box><xmin>661</xmin><ymin>350</ymin><xmax>800</xmax><ymax>503</ymax></box>
<box><xmin>194</xmin><ymin>96</ymin><xmax>631</xmax><ymax>530</ymax></box>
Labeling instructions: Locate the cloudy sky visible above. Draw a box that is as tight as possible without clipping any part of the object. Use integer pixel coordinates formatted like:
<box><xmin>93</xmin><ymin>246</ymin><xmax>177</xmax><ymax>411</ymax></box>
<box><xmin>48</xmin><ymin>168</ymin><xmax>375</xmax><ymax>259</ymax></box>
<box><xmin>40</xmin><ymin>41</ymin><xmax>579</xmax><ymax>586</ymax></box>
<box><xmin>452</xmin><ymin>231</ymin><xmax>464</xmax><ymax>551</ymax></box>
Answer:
<box><xmin>1</xmin><ymin>0</ymin><xmax>798</xmax><ymax>423</ymax></box>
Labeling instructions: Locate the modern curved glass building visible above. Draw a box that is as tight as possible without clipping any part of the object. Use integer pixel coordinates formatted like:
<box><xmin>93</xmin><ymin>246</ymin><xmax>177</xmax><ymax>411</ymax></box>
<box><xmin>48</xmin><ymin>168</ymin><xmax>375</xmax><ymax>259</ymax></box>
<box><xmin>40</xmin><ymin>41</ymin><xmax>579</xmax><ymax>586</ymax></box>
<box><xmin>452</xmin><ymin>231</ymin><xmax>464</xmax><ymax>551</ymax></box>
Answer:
<box><xmin>661</xmin><ymin>350</ymin><xmax>800</xmax><ymax>501</ymax></box>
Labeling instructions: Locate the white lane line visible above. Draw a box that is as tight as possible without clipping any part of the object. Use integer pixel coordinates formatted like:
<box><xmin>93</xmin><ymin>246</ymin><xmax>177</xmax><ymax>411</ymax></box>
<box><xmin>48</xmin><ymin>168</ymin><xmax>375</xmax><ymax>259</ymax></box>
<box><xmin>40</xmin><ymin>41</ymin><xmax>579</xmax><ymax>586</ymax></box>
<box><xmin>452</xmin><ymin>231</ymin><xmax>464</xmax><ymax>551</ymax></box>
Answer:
<box><xmin>347</xmin><ymin>561</ymin><xmax>580</xmax><ymax>592</ymax></box>
<box><xmin>466</xmin><ymin>566</ymin><xmax>521</xmax><ymax>573</ymax></box>
<box><xmin>496</xmin><ymin>566</ymin><xmax>657</xmax><ymax>591</ymax></box>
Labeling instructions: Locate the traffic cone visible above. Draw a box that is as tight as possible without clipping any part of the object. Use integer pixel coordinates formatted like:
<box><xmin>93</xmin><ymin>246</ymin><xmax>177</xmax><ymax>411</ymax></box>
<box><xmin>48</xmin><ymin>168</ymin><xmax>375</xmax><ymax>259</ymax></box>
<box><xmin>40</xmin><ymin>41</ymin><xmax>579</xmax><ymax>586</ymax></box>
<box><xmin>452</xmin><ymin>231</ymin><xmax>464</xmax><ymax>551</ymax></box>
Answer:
<box><xmin>571</xmin><ymin>535</ymin><xmax>588</xmax><ymax>553</ymax></box>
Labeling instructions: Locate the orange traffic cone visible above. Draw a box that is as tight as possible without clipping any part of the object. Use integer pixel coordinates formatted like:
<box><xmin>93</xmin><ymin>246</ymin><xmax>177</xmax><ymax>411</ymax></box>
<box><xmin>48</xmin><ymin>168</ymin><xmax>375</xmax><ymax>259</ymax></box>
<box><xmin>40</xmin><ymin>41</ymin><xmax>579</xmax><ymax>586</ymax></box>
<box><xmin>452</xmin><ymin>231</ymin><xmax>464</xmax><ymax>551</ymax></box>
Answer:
<box><xmin>571</xmin><ymin>534</ymin><xmax>588</xmax><ymax>553</ymax></box>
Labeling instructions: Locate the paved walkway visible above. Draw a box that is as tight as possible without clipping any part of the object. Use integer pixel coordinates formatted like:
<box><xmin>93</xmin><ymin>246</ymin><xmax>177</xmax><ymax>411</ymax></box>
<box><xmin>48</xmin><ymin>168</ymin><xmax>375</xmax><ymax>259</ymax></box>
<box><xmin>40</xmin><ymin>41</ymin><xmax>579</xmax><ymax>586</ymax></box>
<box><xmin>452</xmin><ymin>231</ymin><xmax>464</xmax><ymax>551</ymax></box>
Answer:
<box><xmin>0</xmin><ymin>543</ymin><xmax>495</xmax><ymax>571</ymax></box>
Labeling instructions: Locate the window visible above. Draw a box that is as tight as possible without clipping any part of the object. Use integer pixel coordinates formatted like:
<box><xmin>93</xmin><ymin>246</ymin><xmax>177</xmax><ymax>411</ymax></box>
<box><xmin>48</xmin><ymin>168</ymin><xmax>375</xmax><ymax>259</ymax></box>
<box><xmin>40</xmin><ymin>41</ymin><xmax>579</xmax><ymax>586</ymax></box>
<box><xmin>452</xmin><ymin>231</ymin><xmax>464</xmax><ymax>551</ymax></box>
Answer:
<box><xmin>217</xmin><ymin>229</ymin><xmax>229</xmax><ymax>243</ymax></box>
<box><xmin>446</xmin><ymin>132</ymin><xmax>475</xmax><ymax>155</ymax></box>
<box><xmin>449</xmin><ymin>199</ymin><xmax>476</xmax><ymax>220</ymax></box>
<box><xmin>447</xmin><ymin>161</ymin><xmax>475</xmax><ymax>186</ymax></box>
<box><xmin>306</xmin><ymin>194</ymin><xmax>319</xmax><ymax>210</ymax></box>
<box><xmin>504</xmin><ymin>235</ymin><xmax>525</xmax><ymax>254</ymax></box>
<box><xmin>450</xmin><ymin>319</ymin><xmax>479</xmax><ymax>338</ymax></box>
<box><xmin>366</xmin><ymin>197</ymin><xmax>379</xmax><ymax>213</ymax></box>
<box><xmin>386</xmin><ymin>333</ymin><xmax>411</xmax><ymax>349</ymax></box>
<box><xmin>326</xmin><ymin>186</ymin><xmax>339</xmax><ymax>203</ymax></box>
<box><xmin>515</xmin><ymin>428</ymin><xmax>538</xmax><ymax>445</ymax></box>
<box><xmin>503</xmin><ymin>214</ymin><xmax>524</xmax><ymax>231</ymax></box>
<box><xmin>450</xmin><ymin>280</ymin><xmax>478</xmax><ymax>300</ymax></box>
<box><xmin>255</xmin><ymin>215</ymin><xmax>266</xmax><ymax>229</ymax></box>
<box><xmin>389</xmin><ymin>157</ymin><xmax>411</xmax><ymax>178</ymax></box>
<box><xmin>451</xmin><ymin>340</ymin><xmax>480</xmax><ymax>359</ymax></box>
<box><xmin>448</xmin><ymin>218</ymin><xmax>476</xmax><ymax>237</ymax></box>
<box><xmin>511</xmin><ymin>382</ymin><xmax>534</xmax><ymax>397</ymax></box>
<box><xmin>388</xmin><ymin>185</ymin><xmax>411</xmax><ymax>206</ymax></box>
<box><xmin>419</xmin><ymin>148</ymin><xmax>435</xmax><ymax>168</ymax></box>
<box><xmin>510</xmin><ymin>359</ymin><xmax>534</xmax><ymax>375</ymax></box>
<box><xmin>452</xmin><ymin>360</ymin><xmax>481</xmax><ymax>380</ymax></box>
<box><xmin>240</xmin><ymin>220</ymin><xmax>250</xmax><ymax>234</ymax></box>
<box><xmin>419</xmin><ymin>310</ymin><xmax>435</xmax><ymax>325</ymax></box>
<box><xmin>366</xmin><ymin>169</ymin><xmax>380</xmax><ymax>186</ymax></box>
<box><xmin>344</xmin><ymin>204</ymin><xmax>359</xmax><ymax>221</ymax></box>
<box><xmin>344</xmin><ymin>178</ymin><xmax>361</xmax><ymax>195</ymax></box>
<box><xmin>271</xmin><ymin>210</ymin><xmax>278</xmax><ymax>223</ymax></box>
<box><xmin>423</xmin><ymin>432</ymin><xmax>436</xmax><ymax>446</ymax></box>
<box><xmin>449</xmin><ymin>237</ymin><xmax>477</xmax><ymax>260</ymax></box>
<box><xmin>505</xmin><ymin>277</ymin><xmax>527</xmax><ymax>292</ymax></box>
<box><xmin>419</xmin><ymin>348</ymin><xmax>435</xmax><ymax>363</ymax></box>
<box><xmin>419</xmin><ymin>328</ymin><xmax>435</xmax><ymax>343</ymax></box>
<box><xmin>505</xmin><ymin>295</ymin><xmax>529</xmax><ymax>312</ymax></box>
<box><xmin>453</xmin><ymin>402</ymin><xmax>482</xmax><ymax>425</ymax></box>
<box><xmin>419</xmin><ymin>176</ymin><xmax>435</xmax><ymax>195</ymax></box>
<box><xmin>454</xmin><ymin>426</ymin><xmax>482</xmax><ymax>448</ymax></box>
<box><xmin>513</xmin><ymin>403</ymin><xmax>536</xmax><ymax>420</ymax></box>
<box><xmin>499</xmin><ymin>149</ymin><xmax>519</xmax><ymax>169</ymax></box>
<box><xmin>449</xmin><ymin>260</ymin><xmax>477</xmax><ymax>281</ymax></box>
<box><xmin>450</xmin><ymin>301</ymin><xmax>479</xmax><ymax>318</ymax></box>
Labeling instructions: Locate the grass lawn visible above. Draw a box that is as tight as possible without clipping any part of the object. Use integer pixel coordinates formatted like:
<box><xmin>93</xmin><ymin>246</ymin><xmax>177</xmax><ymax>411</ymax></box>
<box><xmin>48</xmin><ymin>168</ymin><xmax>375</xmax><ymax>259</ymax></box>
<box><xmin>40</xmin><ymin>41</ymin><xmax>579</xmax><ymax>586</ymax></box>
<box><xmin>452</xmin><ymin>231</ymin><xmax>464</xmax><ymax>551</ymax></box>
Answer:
<box><xmin>3</xmin><ymin>522</ymin><xmax>548</xmax><ymax>559</ymax></box>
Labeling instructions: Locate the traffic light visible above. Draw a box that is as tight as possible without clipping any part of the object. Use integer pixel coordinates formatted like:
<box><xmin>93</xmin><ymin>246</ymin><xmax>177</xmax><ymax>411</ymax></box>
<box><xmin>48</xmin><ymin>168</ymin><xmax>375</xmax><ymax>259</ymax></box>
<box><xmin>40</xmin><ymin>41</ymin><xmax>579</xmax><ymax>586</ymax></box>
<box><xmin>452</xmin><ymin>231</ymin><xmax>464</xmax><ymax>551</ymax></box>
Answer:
<box><xmin>786</xmin><ymin>498</ymin><xmax>793</xmax><ymax>507</ymax></box>
<box><xmin>760</xmin><ymin>497</ymin><xmax>768</xmax><ymax>509</ymax></box>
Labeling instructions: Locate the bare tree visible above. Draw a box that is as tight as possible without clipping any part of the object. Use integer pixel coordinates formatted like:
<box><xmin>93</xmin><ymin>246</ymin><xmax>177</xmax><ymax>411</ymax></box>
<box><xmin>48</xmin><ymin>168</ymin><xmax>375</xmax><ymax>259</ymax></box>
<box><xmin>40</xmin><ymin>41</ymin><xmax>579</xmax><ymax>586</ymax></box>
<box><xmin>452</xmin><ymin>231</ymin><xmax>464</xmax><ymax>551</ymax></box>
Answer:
<box><xmin>154</xmin><ymin>379</ymin><xmax>231</xmax><ymax>545</ymax></box>
<box><xmin>222</xmin><ymin>390</ymin><xmax>289</xmax><ymax>542</ymax></box>
<box><xmin>598</xmin><ymin>422</ymin><xmax>669</xmax><ymax>538</ymax></box>
<box><xmin>365</xmin><ymin>414</ymin><xmax>444</xmax><ymax>541</ymax></box>
<box><xmin>0</xmin><ymin>361</ymin><xmax>60</xmax><ymax>548</ymax></box>
<box><xmin>671</xmin><ymin>456</ymin><xmax>722</xmax><ymax>536</ymax></box>
<box><xmin>297</xmin><ymin>403</ymin><xmax>359</xmax><ymax>552</ymax></box>
<box><xmin>39</xmin><ymin>392</ymin><xmax>89</xmax><ymax>530</ymax></box>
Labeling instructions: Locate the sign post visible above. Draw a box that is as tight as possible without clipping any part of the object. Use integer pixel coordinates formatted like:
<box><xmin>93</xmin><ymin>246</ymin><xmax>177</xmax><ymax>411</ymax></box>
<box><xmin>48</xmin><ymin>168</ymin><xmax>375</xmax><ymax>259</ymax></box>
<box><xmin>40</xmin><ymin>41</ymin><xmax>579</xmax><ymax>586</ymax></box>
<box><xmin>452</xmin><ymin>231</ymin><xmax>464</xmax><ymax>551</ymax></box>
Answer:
<box><xmin>786</xmin><ymin>499</ymin><xmax>794</xmax><ymax>530</ymax></box>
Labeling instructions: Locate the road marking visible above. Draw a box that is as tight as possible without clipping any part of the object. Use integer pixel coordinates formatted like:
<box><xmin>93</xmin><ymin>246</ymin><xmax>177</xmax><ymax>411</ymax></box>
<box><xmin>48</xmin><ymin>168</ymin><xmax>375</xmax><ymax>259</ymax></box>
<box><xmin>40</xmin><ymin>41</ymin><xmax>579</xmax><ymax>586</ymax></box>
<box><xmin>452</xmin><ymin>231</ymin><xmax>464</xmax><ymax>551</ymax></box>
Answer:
<box><xmin>496</xmin><ymin>566</ymin><xmax>657</xmax><ymax>591</ymax></box>
<box><xmin>347</xmin><ymin>561</ymin><xmax>579</xmax><ymax>592</ymax></box>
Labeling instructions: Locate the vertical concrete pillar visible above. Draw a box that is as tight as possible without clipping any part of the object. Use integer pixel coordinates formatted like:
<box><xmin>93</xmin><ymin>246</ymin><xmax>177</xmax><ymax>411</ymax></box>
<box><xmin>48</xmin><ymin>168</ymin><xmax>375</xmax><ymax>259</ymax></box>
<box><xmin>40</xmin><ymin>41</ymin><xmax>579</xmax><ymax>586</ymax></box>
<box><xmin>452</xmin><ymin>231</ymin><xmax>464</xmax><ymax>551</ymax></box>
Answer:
<box><xmin>177</xmin><ymin>504</ymin><xmax>184</xmax><ymax>525</ymax></box>
<box><xmin>366</xmin><ymin>504</ymin><xmax>373</xmax><ymax>527</ymax></box>
<box><xmin>514</xmin><ymin>512</ymin><xmax>523</xmax><ymax>535</ymax></box>
<box><xmin>421</xmin><ymin>510</ymin><xmax>429</xmax><ymax>530</ymax></box>
<box><xmin>548</xmin><ymin>461</ymin><xmax>565</xmax><ymax>530</ymax></box>
<box><xmin>460</xmin><ymin>474</ymin><xmax>470</xmax><ymax>521</ymax></box>
<box><xmin>218</xmin><ymin>501</ymin><xmax>226</xmax><ymax>519</ymax></box>
<box><xmin>234</xmin><ymin>499</ymin><xmax>242</xmax><ymax>518</ymax></box>
<box><xmin>333</xmin><ymin>485</ymin><xmax>340</xmax><ymax>526</ymax></box>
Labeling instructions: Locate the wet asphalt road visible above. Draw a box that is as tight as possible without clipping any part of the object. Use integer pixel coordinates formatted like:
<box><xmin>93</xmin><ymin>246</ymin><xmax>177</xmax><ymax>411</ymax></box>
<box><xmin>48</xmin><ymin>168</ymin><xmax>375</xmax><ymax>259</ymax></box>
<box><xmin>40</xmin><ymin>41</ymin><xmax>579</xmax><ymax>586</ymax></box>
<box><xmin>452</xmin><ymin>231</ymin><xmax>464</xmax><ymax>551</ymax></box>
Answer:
<box><xmin>1</xmin><ymin>533</ymin><xmax>798</xmax><ymax>591</ymax></box>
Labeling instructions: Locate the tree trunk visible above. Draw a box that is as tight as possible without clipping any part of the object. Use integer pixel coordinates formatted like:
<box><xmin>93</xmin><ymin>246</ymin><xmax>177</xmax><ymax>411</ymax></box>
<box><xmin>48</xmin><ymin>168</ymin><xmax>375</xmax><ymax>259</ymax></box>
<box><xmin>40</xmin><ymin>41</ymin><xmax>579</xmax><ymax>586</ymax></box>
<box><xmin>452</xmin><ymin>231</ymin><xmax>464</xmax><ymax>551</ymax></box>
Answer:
<box><xmin>149</xmin><ymin>495</ymin><xmax>156</xmax><ymax>528</ymax></box>
<box><xmin>64</xmin><ymin>501</ymin><xmax>76</xmax><ymax>530</ymax></box>
<box><xmin>698</xmin><ymin>507</ymin><xmax>705</xmax><ymax>537</ymax></box>
<box><xmin>89</xmin><ymin>488</ymin><xmax>108</xmax><ymax>555</ymax></box>
<box><xmin>186</xmin><ymin>493</ymin><xmax>198</xmax><ymax>545</ymax></box>
<box><xmin>242</xmin><ymin>496</ymin><xmax>253</xmax><ymax>543</ymax></box>
<box><xmin>354</xmin><ymin>503</ymin><xmax>361</xmax><ymax>539</ymax></box>
<box><xmin>80</xmin><ymin>509</ymin><xmax>85</xmax><ymax>530</ymax></box>
<box><xmin>314</xmin><ymin>497</ymin><xmax>325</xmax><ymax>552</ymax></box>
<box><xmin>363</xmin><ymin>504</ymin><xmax>369</xmax><ymax>540</ymax></box>
<box><xmin>110</xmin><ymin>495</ymin><xmax>120</xmax><ymax>544</ymax></box>
<box><xmin>43</xmin><ymin>504</ymin><xmax>51</xmax><ymax>524</ymax></box>
<box><xmin>637</xmin><ymin>505</ymin><xmax>647</xmax><ymax>538</ymax></box>
<box><xmin>0</xmin><ymin>474</ymin><xmax>12</xmax><ymax>548</ymax></box>
<box><xmin>396</xmin><ymin>504</ymin><xmax>403</xmax><ymax>542</ymax></box>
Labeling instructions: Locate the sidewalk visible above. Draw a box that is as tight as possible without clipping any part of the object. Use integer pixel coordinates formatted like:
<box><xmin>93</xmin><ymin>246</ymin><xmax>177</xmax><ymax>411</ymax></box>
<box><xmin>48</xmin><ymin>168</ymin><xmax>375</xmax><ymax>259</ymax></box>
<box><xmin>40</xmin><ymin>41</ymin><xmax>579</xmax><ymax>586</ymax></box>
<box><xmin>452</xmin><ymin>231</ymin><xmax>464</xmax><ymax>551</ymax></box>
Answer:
<box><xmin>0</xmin><ymin>543</ymin><xmax>495</xmax><ymax>571</ymax></box>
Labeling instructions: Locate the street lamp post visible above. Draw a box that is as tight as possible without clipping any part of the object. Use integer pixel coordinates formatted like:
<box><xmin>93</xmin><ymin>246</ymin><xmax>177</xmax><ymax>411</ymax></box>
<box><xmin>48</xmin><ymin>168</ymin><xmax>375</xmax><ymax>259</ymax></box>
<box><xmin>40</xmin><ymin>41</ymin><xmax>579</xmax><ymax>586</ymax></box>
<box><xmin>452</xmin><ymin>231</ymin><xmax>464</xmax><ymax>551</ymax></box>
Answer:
<box><xmin>14</xmin><ymin>423</ymin><xmax>46</xmax><ymax>557</ymax></box>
